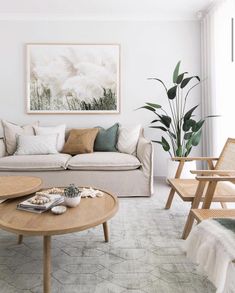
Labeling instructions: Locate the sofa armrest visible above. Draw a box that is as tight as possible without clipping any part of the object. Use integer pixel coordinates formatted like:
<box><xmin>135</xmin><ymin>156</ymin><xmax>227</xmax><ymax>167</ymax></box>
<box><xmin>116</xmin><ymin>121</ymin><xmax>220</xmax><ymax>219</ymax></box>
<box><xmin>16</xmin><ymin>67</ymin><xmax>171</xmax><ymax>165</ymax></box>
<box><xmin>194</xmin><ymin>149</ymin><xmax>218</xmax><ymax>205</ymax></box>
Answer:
<box><xmin>0</xmin><ymin>138</ymin><xmax>6</xmax><ymax>157</ymax></box>
<box><xmin>137</xmin><ymin>134</ymin><xmax>154</xmax><ymax>195</ymax></box>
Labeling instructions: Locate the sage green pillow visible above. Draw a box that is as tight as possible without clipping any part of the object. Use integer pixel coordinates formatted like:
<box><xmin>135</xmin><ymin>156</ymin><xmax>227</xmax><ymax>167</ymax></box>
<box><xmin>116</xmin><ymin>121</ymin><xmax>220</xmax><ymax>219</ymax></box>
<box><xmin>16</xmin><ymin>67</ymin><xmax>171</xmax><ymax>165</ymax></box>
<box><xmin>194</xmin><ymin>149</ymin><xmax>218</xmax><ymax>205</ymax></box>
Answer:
<box><xmin>94</xmin><ymin>123</ymin><xmax>119</xmax><ymax>152</ymax></box>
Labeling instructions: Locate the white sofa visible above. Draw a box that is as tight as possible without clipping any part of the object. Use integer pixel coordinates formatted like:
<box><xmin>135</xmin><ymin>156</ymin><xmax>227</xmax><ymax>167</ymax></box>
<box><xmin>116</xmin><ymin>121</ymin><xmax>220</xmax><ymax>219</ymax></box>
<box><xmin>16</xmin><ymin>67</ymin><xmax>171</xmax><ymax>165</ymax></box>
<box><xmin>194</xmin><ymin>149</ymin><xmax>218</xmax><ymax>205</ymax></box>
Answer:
<box><xmin>0</xmin><ymin>131</ymin><xmax>154</xmax><ymax>197</ymax></box>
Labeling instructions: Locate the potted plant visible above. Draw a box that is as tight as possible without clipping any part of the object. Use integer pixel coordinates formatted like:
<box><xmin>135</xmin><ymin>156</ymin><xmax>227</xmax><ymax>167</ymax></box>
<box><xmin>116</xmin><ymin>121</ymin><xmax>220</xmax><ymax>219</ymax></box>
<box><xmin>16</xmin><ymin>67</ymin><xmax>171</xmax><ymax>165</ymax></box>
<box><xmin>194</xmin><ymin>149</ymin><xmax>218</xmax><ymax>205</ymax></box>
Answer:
<box><xmin>138</xmin><ymin>61</ymin><xmax>215</xmax><ymax>179</ymax></box>
<box><xmin>63</xmin><ymin>184</ymin><xmax>81</xmax><ymax>207</ymax></box>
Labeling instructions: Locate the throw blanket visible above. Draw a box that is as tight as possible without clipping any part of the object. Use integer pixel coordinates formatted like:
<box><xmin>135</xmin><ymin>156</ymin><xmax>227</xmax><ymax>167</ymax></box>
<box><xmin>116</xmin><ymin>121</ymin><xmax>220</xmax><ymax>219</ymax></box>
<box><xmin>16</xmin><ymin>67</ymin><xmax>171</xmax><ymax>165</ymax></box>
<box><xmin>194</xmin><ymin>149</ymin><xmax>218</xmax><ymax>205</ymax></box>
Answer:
<box><xmin>185</xmin><ymin>218</ymin><xmax>235</xmax><ymax>293</ymax></box>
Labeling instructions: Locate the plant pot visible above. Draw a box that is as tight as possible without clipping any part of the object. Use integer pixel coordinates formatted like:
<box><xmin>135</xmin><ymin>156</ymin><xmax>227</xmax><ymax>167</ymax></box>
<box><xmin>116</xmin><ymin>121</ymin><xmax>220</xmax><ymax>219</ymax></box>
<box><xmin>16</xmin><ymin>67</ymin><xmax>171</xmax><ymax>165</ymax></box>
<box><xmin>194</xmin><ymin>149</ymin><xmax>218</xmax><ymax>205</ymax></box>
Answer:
<box><xmin>166</xmin><ymin>158</ymin><xmax>196</xmax><ymax>182</ymax></box>
<box><xmin>64</xmin><ymin>195</ymin><xmax>81</xmax><ymax>208</ymax></box>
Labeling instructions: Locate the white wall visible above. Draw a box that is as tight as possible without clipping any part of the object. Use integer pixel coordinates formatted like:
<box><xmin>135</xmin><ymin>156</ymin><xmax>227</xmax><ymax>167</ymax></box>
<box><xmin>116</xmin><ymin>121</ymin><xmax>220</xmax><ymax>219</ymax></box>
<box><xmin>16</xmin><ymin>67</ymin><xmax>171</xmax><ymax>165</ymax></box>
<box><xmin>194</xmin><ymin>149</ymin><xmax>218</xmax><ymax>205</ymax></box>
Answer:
<box><xmin>0</xmin><ymin>20</ymin><xmax>201</xmax><ymax>176</ymax></box>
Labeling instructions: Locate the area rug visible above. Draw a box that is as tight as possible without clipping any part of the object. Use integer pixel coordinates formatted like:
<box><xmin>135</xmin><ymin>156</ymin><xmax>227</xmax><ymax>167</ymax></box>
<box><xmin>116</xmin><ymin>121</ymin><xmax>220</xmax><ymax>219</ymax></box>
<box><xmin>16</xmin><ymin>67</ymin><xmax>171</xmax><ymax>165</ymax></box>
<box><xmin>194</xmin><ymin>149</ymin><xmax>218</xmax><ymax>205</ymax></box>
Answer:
<box><xmin>0</xmin><ymin>179</ymin><xmax>215</xmax><ymax>293</ymax></box>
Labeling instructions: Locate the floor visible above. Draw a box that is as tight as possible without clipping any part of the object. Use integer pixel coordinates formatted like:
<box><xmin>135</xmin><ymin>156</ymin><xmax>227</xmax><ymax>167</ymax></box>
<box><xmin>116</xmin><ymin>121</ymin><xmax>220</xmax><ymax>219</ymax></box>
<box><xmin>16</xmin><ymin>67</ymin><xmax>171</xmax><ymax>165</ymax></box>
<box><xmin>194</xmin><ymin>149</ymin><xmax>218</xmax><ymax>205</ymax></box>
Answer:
<box><xmin>0</xmin><ymin>178</ymin><xmax>216</xmax><ymax>293</ymax></box>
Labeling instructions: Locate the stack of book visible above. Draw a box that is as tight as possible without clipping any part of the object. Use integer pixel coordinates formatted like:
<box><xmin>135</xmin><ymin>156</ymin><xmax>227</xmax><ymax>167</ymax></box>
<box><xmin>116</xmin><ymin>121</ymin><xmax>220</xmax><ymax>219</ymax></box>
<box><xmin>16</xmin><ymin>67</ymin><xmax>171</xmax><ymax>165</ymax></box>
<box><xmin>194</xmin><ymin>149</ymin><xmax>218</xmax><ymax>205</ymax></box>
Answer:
<box><xmin>17</xmin><ymin>194</ymin><xmax>64</xmax><ymax>213</ymax></box>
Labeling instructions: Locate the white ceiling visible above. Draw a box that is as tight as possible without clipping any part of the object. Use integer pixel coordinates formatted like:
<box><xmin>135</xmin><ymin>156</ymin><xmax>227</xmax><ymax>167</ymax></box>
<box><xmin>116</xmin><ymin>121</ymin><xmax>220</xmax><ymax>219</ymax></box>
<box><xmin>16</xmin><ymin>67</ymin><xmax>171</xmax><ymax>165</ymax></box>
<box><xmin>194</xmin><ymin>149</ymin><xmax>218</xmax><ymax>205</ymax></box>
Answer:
<box><xmin>0</xmin><ymin>0</ymin><xmax>214</xmax><ymax>21</ymax></box>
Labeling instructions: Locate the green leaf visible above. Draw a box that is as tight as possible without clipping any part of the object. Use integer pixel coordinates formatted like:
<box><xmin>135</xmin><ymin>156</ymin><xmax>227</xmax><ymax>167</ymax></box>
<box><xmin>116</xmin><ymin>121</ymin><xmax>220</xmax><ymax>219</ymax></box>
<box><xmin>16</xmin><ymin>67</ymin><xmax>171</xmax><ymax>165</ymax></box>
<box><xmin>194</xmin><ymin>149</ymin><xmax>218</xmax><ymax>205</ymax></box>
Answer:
<box><xmin>176</xmin><ymin>146</ymin><xmax>183</xmax><ymax>157</ymax></box>
<box><xmin>176</xmin><ymin>72</ymin><xmax>188</xmax><ymax>84</ymax></box>
<box><xmin>137</xmin><ymin>105</ymin><xmax>156</xmax><ymax>112</ymax></box>
<box><xmin>146</xmin><ymin>103</ymin><xmax>162</xmax><ymax>109</ymax></box>
<box><xmin>192</xmin><ymin>120</ymin><xmax>205</xmax><ymax>132</ymax></box>
<box><xmin>167</xmin><ymin>85</ymin><xmax>177</xmax><ymax>100</ymax></box>
<box><xmin>173</xmin><ymin>61</ymin><xmax>181</xmax><ymax>83</ymax></box>
<box><xmin>191</xmin><ymin>130</ymin><xmax>202</xmax><ymax>146</ymax></box>
<box><xmin>185</xmin><ymin>146</ymin><xmax>192</xmax><ymax>156</ymax></box>
<box><xmin>156</xmin><ymin>114</ymin><xmax>171</xmax><ymax>128</ymax></box>
<box><xmin>184</xmin><ymin>105</ymin><xmax>198</xmax><ymax>121</ymax></box>
<box><xmin>161</xmin><ymin>136</ymin><xmax>170</xmax><ymax>151</ymax></box>
<box><xmin>186</xmin><ymin>139</ymin><xmax>193</xmax><ymax>152</ymax></box>
<box><xmin>180</xmin><ymin>76</ymin><xmax>200</xmax><ymax>88</ymax></box>
<box><xmin>183</xmin><ymin>119</ymin><xmax>196</xmax><ymax>132</ymax></box>
<box><xmin>148</xmin><ymin>78</ymin><xmax>168</xmax><ymax>92</ymax></box>
<box><xmin>184</xmin><ymin>132</ymin><xmax>193</xmax><ymax>140</ymax></box>
<box><xmin>152</xmin><ymin>140</ymin><xmax>162</xmax><ymax>145</ymax></box>
<box><xmin>150</xmin><ymin>119</ymin><xmax>160</xmax><ymax>124</ymax></box>
<box><xmin>206</xmin><ymin>115</ymin><xmax>221</xmax><ymax>118</ymax></box>
<box><xmin>149</xmin><ymin>126</ymin><xmax>168</xmax><ymax>131</ymax></box>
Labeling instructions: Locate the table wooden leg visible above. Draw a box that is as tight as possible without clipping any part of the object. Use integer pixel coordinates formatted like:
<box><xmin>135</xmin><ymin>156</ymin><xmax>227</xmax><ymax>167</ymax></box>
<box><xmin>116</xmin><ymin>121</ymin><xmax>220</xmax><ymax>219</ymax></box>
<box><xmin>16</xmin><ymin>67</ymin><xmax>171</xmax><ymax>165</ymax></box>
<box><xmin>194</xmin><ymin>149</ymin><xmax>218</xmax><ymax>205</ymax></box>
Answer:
<box><xmin>103</xmin><ymin>222</ymin><xmax>109</xmax><ymax>242</ymax></box>
<box><xmin>17</xmin><ymin>235</ymin><xmax>23</xmax><ymax>244</ymax></box>
<box><xmin>43</xmin><ymin>235</ymin><xmax>51</xmax><ymax>293</ymax></box>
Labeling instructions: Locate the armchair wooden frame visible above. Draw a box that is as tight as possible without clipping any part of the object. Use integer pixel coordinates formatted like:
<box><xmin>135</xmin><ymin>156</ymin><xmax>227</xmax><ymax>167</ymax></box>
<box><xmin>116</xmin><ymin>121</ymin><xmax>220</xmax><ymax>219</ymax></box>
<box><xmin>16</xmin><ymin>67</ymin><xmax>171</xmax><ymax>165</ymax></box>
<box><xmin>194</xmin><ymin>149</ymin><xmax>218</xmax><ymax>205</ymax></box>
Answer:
<box><xmin>164</xmin><ymin>138</ymin><xmax>235</xmax><ymax>239</ymax></box>
<box><xmin>165</xmin><ymin>156</ymin><xmax>219</xmax><ymax>209</ymax></box>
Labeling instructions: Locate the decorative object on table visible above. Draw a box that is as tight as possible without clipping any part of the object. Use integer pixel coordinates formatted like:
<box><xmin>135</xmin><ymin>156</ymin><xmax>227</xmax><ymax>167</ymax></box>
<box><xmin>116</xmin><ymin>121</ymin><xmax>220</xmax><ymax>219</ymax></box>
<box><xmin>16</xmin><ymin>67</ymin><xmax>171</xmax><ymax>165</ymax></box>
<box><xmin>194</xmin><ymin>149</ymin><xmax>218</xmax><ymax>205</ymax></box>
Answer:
<box><xmin>29</xmin><ymin>193</ymin><xmax>50</xmax><ymax>205</ymax></box>
<box><xmin>80</xmin><ymin>187</ymin><xmax>104</xmax><ymax>198</ymax></box>
<box><xmin>44</xmin><ymin>187</ymin><xmax>64</xmax><ymax>195</ymax></box>
<box><xmin>17</xmin><ymin>192</ymin><xmax>63</xmax><ymax>213</ymax></box>
<box><xmin>63</xmin><ymin>184</ymin><xmax>81</xmax><ymax>207</ymax></box>
<box><xmin>51</xmin><ymin>205</ymin><xmax>67</xmax><ymax>215</ymax></box>
<box><xmin>138</xmin><ymin>61</ymin><xmax>218</xmax><ymax>178</ymax></box>
<box><xmin>26</xmin><ymin>43</ymin><xmax>120</xmax><ymax>114</ymax></box>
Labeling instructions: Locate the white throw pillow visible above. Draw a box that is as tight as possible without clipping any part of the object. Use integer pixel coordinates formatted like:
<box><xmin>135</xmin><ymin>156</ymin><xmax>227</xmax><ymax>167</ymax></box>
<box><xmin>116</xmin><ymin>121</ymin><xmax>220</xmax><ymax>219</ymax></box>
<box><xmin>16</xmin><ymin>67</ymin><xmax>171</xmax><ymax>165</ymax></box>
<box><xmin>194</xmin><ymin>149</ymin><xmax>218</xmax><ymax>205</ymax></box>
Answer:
<box><xmin>117</xmin><ymin>125</ymin><xmax>141</xmax><ymax>154</ymax></box>
<box><xmin>1</xmin><ymin>120</ymin><xmax>39</xmax><ymax>155</ymax></box>
<box><xmin>14</xmin><ymin>134</ymin><xmax>58</xmax><ymax>155</ymax></box>
<box><xmin>34</xmin><ymin>124</ymin><xmax>66</xmax><ymax>152</ymax></box>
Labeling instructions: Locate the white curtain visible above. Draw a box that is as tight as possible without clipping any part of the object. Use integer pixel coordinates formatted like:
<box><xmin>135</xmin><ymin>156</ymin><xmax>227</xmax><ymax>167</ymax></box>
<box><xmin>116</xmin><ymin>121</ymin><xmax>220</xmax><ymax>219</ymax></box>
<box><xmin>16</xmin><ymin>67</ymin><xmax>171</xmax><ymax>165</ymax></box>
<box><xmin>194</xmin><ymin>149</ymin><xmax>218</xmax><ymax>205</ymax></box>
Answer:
<box><xmin>201</xmin><ymin>0</ymin><xmax>235</xmax><ymax>157</ymax></box>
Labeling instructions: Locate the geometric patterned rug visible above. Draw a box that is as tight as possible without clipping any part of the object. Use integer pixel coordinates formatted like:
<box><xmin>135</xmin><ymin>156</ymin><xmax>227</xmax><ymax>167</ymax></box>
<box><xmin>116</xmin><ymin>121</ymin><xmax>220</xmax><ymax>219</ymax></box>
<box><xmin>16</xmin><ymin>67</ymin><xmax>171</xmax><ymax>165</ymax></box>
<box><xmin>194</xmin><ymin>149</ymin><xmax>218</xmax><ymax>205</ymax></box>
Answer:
<box><xmin>0</xmin><ymin>178</ymin><xmax>216</xmax><ymax>293</ymax></box>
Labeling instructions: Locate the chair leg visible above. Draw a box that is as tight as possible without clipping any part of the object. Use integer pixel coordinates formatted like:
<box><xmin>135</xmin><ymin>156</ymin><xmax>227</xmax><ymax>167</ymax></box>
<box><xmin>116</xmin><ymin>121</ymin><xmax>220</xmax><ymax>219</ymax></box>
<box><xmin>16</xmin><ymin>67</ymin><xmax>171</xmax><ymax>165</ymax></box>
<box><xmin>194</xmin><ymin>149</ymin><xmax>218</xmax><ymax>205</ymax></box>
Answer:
<box><xmin>165</xmin><ymin>188</ymin><xmax>175</xmax><ymax>209</ymax></box>
<box><xmin>220</xmin><ymin>202</ymin><xmax>227</xmax><ymax>209</ymax></box>
<box><xmin>182</xmin><ymin>210</ymin><xmax>195</xmax><ymax>240</ymax></box>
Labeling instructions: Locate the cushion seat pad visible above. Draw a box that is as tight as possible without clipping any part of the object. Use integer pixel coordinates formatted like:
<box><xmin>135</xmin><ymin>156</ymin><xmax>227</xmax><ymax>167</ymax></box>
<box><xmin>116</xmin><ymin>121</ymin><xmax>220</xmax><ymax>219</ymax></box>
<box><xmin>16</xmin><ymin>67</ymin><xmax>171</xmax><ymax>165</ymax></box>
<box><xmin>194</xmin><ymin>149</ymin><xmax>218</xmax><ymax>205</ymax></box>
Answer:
<box><xmin>0</xmin><ymin>154</ymin><xmax>72</xmax><ymax>171</ymax></box>
<box><xmin>68</xmin><ymin>152</ymin><xmax>141</xmax><ymax>171</ymax></box>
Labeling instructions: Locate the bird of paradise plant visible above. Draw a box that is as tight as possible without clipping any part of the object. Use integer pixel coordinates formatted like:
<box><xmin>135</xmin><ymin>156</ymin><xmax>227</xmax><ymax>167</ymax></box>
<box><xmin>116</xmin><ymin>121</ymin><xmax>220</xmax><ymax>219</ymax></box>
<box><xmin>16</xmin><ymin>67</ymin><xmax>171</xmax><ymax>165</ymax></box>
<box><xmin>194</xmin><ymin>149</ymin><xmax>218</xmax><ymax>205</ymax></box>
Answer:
<box><xmin>139</xmin><ymin>61</ymin><xmax>215</xmax><ymax>157</ymax></box>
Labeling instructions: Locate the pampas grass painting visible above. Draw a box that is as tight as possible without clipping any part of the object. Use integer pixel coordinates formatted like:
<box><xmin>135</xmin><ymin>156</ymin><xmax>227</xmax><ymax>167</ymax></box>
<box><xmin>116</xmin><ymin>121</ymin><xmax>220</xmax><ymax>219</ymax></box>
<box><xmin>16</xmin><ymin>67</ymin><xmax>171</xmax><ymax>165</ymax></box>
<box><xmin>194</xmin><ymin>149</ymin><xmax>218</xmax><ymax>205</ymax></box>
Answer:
<box><xmin>26</xmin><ymin>44</ymin><xmax>120</xmax><ymax>113</ymax></box>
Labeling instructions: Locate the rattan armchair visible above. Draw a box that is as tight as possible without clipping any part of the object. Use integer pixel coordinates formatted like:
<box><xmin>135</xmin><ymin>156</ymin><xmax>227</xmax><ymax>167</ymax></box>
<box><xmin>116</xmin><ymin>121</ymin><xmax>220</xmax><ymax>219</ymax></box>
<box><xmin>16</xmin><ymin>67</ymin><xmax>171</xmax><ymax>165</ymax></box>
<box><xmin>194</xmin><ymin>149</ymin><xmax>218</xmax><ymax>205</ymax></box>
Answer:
<box><xmin>165</xmin><ymin>138</ymin><xmax>235</xmax><ymax>239</ymax></box>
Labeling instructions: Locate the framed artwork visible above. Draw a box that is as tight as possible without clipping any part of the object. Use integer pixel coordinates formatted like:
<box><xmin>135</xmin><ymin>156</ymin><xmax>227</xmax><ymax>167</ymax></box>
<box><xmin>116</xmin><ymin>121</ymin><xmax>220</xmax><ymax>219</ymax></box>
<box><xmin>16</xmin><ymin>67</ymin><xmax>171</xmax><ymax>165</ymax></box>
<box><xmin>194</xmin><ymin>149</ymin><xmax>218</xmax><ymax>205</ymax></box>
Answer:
<box><xmin>26</xmin><ymin>43</ymin><xmax>120</xmax><ymax>114</ymax></box>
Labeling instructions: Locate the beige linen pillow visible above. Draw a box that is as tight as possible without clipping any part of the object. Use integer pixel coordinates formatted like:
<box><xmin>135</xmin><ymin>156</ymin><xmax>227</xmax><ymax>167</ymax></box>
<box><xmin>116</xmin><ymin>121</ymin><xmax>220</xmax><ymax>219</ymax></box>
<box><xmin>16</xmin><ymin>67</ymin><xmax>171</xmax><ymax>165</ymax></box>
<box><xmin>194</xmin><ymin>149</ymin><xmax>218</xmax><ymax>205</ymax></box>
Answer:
<box><xmin>1</xmin><ymin>120</ymin><xmax>39</xmax><ymax>155</ymax></box>
<box><xmin>62</xmin><ymin>128</ymin><xmax>99</xmax><ymax>155</ymax></box>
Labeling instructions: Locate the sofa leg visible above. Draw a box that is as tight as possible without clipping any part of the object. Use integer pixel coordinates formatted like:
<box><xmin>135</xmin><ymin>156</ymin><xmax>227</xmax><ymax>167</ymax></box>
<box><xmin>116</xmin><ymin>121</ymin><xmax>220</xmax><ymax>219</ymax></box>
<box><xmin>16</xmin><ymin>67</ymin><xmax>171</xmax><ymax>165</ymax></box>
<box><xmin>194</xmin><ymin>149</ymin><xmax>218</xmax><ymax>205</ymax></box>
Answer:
<box><xmin>165</xmin><ymin>188</ymin><xmax>175</xmax><ymax>209</ymax></box>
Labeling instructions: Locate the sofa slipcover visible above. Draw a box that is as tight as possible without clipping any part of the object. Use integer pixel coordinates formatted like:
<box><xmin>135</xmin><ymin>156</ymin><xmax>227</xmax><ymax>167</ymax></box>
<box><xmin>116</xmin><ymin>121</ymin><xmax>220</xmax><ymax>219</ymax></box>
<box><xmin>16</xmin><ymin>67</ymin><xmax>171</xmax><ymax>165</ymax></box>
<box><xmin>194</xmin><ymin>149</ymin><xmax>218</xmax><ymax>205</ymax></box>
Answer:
<box><xmin>0</xmin><ymin>154</ymin><xmax>72</xmax><ymax>171</ymax></box>
<box><xmin>67</xmin><ymin>152</ymin><xmax>141</xmax><ymax>171</ymax></box>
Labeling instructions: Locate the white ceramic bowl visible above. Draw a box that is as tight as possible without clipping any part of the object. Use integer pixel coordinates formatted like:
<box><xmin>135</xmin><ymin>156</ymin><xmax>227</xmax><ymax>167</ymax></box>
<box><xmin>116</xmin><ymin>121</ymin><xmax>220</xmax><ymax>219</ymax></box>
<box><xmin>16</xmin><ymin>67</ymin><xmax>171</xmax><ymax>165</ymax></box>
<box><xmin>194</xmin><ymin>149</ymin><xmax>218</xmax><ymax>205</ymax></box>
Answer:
<box><xmin>51</xmin><ymin>205</ymin><xmax>67</xmax><ymax>215</ymax></box>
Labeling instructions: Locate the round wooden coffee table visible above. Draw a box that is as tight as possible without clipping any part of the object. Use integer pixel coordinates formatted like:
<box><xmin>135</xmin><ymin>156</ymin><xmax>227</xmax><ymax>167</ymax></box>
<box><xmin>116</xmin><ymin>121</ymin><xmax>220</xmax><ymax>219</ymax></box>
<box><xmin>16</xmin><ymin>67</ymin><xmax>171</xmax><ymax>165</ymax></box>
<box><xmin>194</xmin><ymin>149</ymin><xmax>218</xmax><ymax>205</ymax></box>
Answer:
<box><xmin>0</xmin><ymin>189</ymin><xmax>118</xmax><ymax>293</ymax></box>
<box><xmin>0</xmin><ymin>176</ymin><xmax>42</xmax><ymax>200</ymax></box>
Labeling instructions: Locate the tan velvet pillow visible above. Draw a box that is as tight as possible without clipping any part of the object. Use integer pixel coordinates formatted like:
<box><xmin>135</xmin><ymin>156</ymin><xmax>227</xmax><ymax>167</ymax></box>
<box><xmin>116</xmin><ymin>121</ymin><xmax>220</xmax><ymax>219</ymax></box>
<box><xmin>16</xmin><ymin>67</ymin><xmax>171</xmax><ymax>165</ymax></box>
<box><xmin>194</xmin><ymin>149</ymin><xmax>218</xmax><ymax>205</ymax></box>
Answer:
<box><xmin>62</xmin><ymin>128</ymin><xmax>99</xmax><ymax>155</ymax></box>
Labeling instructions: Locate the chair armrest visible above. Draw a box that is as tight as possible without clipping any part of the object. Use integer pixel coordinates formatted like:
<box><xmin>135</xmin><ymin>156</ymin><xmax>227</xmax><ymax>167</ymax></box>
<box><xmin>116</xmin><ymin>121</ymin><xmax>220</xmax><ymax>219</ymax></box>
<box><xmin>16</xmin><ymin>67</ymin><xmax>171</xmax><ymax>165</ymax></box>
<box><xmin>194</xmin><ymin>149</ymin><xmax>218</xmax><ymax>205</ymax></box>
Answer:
<box><xmin>191</xmin><ymin>170</ymin><xmax>235</xmax><ymax>176</ymax></box>
<box><xmin>0</xmin><ymin>138</ymin><xmax>6</xmax><ymax>158</ymax></box>
<box><xmin>172</xmin><ymin>156</ymin><xmax>219</xmax><ymax>162</ymax></box>
<box><xmin>196</xmin><ymin>175</ymin><xmax>235</xmax><ymax>182</ymax></box>
<box><xmin>136</xmin><ymin>135</ymin><xmax>154</xmax><ymax>194</ymax></box>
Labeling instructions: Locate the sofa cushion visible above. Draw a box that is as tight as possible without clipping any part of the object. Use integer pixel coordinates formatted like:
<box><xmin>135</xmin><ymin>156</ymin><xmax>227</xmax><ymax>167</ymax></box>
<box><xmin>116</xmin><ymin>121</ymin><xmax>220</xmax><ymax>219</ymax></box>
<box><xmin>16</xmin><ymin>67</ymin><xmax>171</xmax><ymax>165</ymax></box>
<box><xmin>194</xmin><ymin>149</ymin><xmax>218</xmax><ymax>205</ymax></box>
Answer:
<box><xmin>1</xmin><ymin>120</ymin><xmax>39</xmax><ymax>155</ymax></box>
<box><xmin>0</xmin><ymin>154</ymin><xmax>71</xmax><ymax>171</ymax></box>
<box><xmin>94</xmin><ymin>123</ymin><xmax>119</xmax><ymax>152</ymax></box>
<box><xmin>62</xmin><ymin>128</ymin><xmax>99</xmax><ymax>155</ymax></box>
<box><xmin>67</xmin><ymin>152</ymin><xmax>141</xmax><ymax>171</ymax></box>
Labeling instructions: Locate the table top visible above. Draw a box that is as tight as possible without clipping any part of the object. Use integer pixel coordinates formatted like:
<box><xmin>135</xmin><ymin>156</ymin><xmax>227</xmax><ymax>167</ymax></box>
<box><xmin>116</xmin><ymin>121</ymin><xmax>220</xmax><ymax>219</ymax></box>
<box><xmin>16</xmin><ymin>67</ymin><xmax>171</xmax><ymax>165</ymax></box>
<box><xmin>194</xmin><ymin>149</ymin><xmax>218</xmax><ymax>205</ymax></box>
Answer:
<box><xmin>0</xmin><ymin>176</ymin><xmax>42</xmax><ymax>199</ymax></box>
<box><xmin>0</xmin><ymin>189</ymin><xmax>118</xmax><ymax>236</ymax></box>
